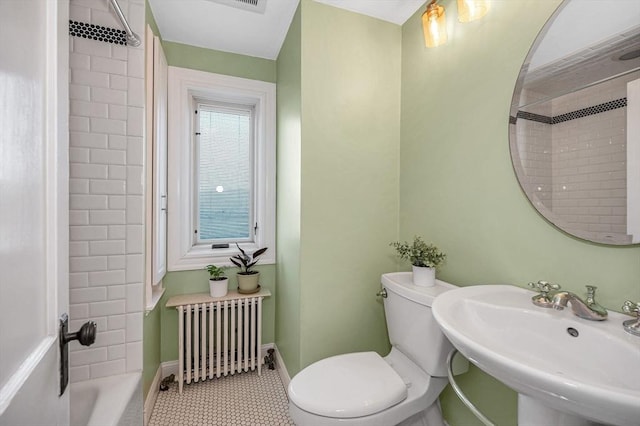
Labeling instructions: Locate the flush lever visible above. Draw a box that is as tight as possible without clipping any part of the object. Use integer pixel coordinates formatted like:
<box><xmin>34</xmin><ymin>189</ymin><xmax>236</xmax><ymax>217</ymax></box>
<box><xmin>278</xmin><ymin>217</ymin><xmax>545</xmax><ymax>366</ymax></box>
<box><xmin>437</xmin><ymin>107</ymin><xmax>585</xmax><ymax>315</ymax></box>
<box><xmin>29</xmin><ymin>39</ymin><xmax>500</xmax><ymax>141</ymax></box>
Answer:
<box><xmin>376</xmin><ymin>288</ymin><xmax>387</xmax><ymax>298</ymax></box>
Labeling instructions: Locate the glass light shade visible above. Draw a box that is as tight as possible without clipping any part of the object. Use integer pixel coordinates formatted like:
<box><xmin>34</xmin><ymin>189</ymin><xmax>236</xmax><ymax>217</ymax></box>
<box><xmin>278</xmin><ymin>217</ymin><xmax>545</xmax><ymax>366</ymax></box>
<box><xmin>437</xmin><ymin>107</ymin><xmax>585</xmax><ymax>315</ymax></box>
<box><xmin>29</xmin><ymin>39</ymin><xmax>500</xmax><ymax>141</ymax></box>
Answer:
<box><xmin>457</xmin><ymin>0</ymin><xmax>490</xmax><ymax>23</ymax></box>
<box><xmin>422</xmin><ymin>2</ymin><xmax>447</xmax><ymax>48</ymax></box>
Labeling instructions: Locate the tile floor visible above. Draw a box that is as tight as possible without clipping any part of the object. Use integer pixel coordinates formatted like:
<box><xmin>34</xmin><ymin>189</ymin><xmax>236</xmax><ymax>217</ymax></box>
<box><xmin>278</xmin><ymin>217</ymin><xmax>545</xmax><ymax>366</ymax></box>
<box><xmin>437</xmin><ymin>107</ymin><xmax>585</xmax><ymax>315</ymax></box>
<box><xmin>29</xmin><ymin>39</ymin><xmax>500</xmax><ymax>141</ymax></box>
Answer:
<box><xmin>149</xmin><ymin>367</ymin><xmax>295</xmax><ymax>425</ymax></box>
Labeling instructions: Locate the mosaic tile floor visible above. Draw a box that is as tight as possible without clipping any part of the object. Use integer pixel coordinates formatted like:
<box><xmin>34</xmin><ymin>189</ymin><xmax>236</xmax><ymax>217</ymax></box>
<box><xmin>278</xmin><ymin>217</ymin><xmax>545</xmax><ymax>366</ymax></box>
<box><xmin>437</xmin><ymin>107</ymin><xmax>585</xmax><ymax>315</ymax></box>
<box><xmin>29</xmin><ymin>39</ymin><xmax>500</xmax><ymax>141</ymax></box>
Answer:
<box><xmin>149</xmin><ymin>368</ymin><xmax>295</xmax><ymax>426</ymax></box>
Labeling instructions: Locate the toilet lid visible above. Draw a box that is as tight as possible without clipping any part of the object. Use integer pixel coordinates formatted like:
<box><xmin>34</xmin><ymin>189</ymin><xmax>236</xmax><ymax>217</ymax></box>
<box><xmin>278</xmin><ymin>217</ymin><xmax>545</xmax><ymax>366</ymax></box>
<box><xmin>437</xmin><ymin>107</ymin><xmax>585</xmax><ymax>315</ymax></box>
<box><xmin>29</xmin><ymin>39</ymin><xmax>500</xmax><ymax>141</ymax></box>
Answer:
<box><xmin>288</xmin><ymin>352</ymin><xmax>407</xmax><ymax>418</ymax></box>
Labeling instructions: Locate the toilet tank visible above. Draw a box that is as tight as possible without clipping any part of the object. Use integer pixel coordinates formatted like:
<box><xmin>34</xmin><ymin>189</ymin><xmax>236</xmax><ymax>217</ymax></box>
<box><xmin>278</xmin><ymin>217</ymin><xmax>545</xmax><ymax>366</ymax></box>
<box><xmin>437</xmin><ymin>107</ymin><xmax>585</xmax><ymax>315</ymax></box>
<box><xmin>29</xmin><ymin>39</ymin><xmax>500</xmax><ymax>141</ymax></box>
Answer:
<box><xmin>381</xmin><ymin>272</ymin><xmax>456</xmax><ymax>377</ymax></box>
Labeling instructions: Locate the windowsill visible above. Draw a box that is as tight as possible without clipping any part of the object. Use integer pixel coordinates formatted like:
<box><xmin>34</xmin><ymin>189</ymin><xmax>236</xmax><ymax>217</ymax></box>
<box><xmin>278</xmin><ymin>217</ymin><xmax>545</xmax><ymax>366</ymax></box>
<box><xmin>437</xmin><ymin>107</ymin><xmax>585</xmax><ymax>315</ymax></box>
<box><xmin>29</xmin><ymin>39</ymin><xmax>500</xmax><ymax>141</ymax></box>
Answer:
<box><xmin>168</xmin><ymin>242</ymin><xmax>275</xmax><ymax>272</ymax></box>
<box><xmin>145</xmin><ymin>286</ymin><xmax>166</xmax><ymax>314</ymax></box>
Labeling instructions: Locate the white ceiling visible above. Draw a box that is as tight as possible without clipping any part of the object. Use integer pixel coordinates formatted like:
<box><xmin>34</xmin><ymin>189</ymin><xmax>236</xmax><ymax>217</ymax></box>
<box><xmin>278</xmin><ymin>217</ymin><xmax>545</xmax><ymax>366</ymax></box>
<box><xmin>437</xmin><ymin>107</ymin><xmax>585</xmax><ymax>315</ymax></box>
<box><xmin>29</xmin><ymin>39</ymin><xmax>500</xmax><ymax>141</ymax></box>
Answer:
<box><xmin>529</xmin><ymin>0</ymin><xmax>640</xmax><ymax>70</ymax></box>
<box><xmin>148</xmin><ymin>0</ymin><xmax>426</xmax><ymax>60</ymax></box>
<box><xmin>522</xmin><ymin>0</ymin><xmax>640</xmax><ymax>99</ymax></box>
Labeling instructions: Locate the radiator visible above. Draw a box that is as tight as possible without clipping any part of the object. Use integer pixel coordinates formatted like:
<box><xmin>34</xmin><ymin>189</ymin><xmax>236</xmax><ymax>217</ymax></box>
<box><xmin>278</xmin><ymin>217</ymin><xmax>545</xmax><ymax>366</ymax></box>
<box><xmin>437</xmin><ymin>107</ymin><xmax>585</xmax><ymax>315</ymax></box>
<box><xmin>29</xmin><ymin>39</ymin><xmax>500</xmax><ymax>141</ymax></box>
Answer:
<box><xmin>172</xmin><ymin>294</ymin><xmax>267</xmax><ymax>394</ymax></box>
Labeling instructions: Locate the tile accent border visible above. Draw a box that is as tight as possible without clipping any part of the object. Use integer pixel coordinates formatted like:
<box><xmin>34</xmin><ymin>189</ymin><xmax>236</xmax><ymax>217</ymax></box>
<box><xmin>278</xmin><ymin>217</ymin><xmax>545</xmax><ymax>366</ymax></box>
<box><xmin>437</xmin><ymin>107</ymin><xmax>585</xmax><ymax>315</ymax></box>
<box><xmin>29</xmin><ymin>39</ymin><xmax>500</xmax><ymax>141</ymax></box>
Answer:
<box><xmin>552</xmin><ymin>98</ymin><xmax>626</xmax><ymax>124</ymax></box>
<box><xmin>69</xmin><ymin>20</ymin><xmax>127</xmax><ymax>45</ymax></box>
<box><xmin>511</xmin><ymin>97</ymin><xmax>627</xmax><ymax>125</ymax></box>
<box><xmin>515</xmin><ymin>111</ymin><xmax>552</xmax><ymax>125</ymax></box>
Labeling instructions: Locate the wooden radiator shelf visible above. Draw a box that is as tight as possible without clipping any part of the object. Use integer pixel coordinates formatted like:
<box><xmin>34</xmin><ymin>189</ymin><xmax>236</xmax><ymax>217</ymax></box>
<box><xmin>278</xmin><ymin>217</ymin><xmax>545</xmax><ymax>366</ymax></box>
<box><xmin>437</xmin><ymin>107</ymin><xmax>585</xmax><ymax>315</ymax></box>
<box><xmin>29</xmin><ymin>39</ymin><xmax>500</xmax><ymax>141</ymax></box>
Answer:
<box><xmin>165</xmin><ymin>288</ymin><xmax>271</xmax><ymax>308</ymax></box>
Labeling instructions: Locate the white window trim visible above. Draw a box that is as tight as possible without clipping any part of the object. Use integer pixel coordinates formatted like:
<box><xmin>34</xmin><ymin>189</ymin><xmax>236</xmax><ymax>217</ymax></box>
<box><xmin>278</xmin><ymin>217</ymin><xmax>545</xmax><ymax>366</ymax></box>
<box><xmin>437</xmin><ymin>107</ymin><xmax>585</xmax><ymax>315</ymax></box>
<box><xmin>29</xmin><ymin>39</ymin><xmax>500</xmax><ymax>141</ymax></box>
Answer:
<box><xmin>167</xmin><ymin>66</ymin><xmax>276</xmax><ymax>271</ymax></box>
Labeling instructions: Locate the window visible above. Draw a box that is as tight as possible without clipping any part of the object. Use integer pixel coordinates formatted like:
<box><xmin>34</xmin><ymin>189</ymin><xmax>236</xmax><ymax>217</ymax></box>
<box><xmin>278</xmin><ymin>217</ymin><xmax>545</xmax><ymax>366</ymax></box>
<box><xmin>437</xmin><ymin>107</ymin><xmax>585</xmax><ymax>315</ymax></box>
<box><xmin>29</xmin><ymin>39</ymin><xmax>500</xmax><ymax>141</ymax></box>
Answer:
<box><xmin>195</xmin><ymin>101</ymin><xmax>253</xmax><ymax>243</ymax></box>
<box><xmin>167</xmin><ymin>67</ymin><xmax>276</xmax><ymax>270</ymax></box>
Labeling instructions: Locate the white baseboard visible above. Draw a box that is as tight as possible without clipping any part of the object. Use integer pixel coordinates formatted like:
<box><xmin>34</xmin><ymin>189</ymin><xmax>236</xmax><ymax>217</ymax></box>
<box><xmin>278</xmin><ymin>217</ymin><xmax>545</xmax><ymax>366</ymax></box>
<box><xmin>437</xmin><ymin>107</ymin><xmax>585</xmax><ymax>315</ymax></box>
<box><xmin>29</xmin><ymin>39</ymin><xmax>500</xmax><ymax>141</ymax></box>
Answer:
<box><xmin>143</xmin><ymin>365</ymin><xmax>163</xmax><ymax>426</ymax></box>
<box><xmin>271</xmin><ymin>343</ymin><xmax>291</xmax><ymax>391</ymax></box>
<box><xmin>157</xmin><ymin>343</ymin><xmax>291</xmax><ymax>393</ymax></box>
<box><xmin>161</xmin><ymin>359</ymin><xmax>179</xmax><ymax>377</ymax></box>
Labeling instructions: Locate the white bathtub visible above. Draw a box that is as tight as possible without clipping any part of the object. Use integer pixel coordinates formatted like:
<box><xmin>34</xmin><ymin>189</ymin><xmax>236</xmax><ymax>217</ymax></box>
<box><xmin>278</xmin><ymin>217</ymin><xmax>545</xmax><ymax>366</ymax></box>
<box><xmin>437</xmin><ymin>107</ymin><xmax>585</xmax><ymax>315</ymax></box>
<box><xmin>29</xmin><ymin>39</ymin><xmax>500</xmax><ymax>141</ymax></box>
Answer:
<box><xmin>70</xmin><ymin>372</ymin><xmax>142</xmax><ymax>426</ymax></box>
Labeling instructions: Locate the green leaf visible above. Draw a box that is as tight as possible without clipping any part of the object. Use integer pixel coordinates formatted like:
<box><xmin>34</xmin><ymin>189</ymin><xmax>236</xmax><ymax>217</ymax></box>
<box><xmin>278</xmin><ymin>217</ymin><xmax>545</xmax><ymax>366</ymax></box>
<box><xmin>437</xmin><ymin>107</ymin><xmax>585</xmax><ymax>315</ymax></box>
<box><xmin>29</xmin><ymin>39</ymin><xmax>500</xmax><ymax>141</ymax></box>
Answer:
<box><xmin>252</xmin><ymin>247</ymin><xmax>267</xmax><ymax>258</ymax></box>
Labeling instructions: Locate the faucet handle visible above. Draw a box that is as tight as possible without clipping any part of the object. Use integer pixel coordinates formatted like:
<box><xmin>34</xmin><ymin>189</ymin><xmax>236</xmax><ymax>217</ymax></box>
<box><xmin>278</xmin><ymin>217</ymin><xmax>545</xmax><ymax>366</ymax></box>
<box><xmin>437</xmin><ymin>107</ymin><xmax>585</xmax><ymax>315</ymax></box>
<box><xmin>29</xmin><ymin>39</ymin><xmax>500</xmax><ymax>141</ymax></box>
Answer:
<box><xmin>528</xmin><ymin>280</ymin><xmax>560</xmax><ymax>308</ymax></box>
<box><xmin>622</xmin><ymin>301</ymin><xmax>640</xmax><ymax>337</ymax></box>
<box><xmin>585</xmin><ymin>285</ymin><xmax>599</xmax><ymax>304</ymax></box>
<box><xmin>622</xmin><ymin>300</ymin><xmax>639</xmax><ymax>316</ymax></box>
<box><xmin>528</xmin><ymin>280</ymin><xmax>560</xmax><ymax>293</ymax></box>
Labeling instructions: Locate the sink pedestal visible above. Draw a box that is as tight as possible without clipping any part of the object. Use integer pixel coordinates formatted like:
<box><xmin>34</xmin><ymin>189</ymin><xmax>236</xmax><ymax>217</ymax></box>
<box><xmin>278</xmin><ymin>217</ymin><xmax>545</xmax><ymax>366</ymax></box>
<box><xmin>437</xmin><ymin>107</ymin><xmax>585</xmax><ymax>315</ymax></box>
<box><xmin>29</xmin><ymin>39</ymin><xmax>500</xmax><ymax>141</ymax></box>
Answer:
<box><xmin>518</xmin><ymin>395</ymin><xmax>605</xmax><ymax>426</ymax></box>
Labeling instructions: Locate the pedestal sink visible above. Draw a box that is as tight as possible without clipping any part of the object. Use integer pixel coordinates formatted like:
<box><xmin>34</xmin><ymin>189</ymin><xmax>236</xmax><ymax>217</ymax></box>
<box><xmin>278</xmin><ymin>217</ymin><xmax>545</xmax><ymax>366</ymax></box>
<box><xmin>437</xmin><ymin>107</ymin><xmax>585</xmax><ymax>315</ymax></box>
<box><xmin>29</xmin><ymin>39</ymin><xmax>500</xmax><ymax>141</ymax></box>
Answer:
<box><xmin>432</xmin><ymin>285</ymin><xmax>640</xmax><ymax>426</ymax></box>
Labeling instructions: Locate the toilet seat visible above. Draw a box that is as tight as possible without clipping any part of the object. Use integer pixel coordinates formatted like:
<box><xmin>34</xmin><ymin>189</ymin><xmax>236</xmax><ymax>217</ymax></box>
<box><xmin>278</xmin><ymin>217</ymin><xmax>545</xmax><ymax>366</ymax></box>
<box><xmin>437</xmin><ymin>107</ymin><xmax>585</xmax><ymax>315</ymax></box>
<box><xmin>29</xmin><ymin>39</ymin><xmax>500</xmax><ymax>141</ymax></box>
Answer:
<box><xmin>288</xmin><ymin>352</ymin><xmax>407</xmax><ymax>418</ymax></box>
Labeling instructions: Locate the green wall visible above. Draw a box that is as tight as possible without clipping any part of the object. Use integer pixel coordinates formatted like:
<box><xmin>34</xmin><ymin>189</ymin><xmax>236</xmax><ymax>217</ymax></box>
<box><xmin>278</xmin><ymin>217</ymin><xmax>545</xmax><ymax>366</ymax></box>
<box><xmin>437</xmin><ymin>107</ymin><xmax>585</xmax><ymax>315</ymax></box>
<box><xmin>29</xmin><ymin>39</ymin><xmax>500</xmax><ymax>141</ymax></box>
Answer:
<box><xmin>275</xmin><ymin>0</ymin><xmax>401</xmax><ymax>375</ymax></box>
<box><xmin>142</xmin><ymin>0</ymin><xmax>278</xmax><ymax>398</ymax></box>
<box><xmin>143</xmin><ymin>303</ymin><xmax>161</xmax><ymax>398</ymax></box>
<box><xmin>298</xmin><ymin>0</ymin><xmax>401</xmax><ymax>370</ymax></box>
<box><xmin>162</xmin><ymin>41</ymin><xmax>276</xmax><ymax>83</ymax></box>
<box><xmin>400</xmin><ymin>1</ymin><xmax>640</xmax><ymax>424</ymax></box>
<box><xmin>275</xmin><ymin>4</ymin><xmax>302</xmax><ymax>374</ymax></box>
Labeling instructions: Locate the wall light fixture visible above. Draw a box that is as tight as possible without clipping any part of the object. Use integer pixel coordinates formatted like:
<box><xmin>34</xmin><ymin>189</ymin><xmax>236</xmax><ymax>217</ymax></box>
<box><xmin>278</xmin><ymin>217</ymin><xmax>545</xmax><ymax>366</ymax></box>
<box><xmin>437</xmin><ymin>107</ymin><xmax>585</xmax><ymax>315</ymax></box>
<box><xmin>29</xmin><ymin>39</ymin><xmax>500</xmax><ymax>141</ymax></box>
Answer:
<box><xmin>422</xmin><ymin>0</ymin><xmax>490</xmax><ymax>48</ymax></box>
<box><xmin>422</xmin><ymin>0</ymin><xmax>447</xmax><ymax>48</ymax></box>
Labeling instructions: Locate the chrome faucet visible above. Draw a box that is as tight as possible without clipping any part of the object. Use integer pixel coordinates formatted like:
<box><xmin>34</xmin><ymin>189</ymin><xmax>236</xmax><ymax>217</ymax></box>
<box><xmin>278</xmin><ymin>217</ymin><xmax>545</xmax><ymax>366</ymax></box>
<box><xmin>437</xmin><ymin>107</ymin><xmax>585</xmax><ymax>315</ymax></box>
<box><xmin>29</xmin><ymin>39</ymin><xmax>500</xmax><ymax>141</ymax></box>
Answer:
<box><xmin>550</xmin><ymin>285</ymin><xmax>607</xmax><ymax>321</ymax></box>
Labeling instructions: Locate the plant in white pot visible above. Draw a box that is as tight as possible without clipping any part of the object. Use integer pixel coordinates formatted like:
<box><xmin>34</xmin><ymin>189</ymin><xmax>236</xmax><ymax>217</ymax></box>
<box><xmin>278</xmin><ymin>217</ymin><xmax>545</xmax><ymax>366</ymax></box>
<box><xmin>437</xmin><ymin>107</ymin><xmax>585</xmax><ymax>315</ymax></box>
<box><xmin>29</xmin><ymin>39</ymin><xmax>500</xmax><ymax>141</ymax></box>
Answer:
<box><xmin>390</xmin><ymin>236</ymin><xmax>446</xmax><ymax>287</ymax></box>
<box><xmin>230</xmin><ymin>244</ymin><xmax>267</xmax><ymax>294</ymax></box>
<box><xmin>206</xmin><ymin>264</ymin><xmax>229</xmax><ymax>297</ymax></box>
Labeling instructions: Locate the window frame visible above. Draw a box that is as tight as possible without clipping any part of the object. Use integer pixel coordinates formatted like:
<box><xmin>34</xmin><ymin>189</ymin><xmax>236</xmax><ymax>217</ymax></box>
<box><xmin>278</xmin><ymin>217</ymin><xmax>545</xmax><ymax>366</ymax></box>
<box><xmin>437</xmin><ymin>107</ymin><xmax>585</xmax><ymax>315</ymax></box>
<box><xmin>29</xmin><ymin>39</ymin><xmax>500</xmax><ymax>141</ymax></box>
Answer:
<box><xmin>167</xmin><ymin>66</ymin><xmax>276</xmax><ymax>271</ymax></box>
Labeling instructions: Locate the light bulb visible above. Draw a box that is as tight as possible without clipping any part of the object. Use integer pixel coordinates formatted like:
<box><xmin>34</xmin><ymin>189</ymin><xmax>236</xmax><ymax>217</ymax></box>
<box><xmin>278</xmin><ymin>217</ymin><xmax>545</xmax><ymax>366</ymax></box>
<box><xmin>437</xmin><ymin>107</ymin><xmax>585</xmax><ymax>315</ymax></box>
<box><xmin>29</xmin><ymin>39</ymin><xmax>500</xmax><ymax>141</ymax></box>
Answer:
<box><xmin>422</xmin><ymin>1</ymin><xmax>447</xmax><ymax>48</ymax></box>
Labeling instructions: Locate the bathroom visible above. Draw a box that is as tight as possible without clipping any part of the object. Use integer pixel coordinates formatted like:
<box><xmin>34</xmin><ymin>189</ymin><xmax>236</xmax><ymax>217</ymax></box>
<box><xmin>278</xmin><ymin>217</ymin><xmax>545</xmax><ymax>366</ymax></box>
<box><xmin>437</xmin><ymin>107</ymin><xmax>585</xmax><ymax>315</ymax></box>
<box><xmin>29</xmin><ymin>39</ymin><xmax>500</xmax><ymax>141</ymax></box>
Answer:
<box><xmin>1</xmin><ymin>0</ymin><xmax>638</xmax><ymax>425</ymax></box>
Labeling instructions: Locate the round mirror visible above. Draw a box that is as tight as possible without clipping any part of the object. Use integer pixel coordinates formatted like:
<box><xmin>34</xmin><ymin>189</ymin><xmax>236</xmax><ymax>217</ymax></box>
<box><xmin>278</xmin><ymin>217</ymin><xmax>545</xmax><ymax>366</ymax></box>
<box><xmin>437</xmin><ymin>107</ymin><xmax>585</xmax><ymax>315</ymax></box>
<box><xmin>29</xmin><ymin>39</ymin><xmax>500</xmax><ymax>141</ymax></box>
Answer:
<box><xmin>509</xmin><ymin>0</ymin><xmax>640</xmax><ymax>245</ymax></box>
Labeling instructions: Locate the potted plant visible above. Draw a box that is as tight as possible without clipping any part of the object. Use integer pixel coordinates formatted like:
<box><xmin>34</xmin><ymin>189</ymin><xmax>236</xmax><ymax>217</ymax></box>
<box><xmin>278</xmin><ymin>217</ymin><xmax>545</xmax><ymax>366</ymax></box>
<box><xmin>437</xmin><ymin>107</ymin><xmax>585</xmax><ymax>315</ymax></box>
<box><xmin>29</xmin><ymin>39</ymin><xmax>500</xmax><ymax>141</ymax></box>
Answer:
<box><xmin>390</xmin><ymin>236</ymin><xmax>446</xmax><ymax>287</ymax></box>
<box><xmin>206</xmin><ymin>264</ymin><xmax>229</xmax><ymax>297</ymax></box>
<box><xmin>230</xmin><ymin>244</ymin><xmax>268</xmax><ymax>294</ymax></box>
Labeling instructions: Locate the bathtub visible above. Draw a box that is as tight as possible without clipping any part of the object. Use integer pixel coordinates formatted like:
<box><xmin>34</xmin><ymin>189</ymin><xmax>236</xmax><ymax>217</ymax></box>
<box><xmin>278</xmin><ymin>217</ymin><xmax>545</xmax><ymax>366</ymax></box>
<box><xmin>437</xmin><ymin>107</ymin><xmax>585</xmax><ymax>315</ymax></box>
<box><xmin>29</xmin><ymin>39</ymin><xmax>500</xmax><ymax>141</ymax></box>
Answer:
<box><xmin>70</xmin><ymin>372</ymin><xmax>142</xmax><ymax>426</ymax></box>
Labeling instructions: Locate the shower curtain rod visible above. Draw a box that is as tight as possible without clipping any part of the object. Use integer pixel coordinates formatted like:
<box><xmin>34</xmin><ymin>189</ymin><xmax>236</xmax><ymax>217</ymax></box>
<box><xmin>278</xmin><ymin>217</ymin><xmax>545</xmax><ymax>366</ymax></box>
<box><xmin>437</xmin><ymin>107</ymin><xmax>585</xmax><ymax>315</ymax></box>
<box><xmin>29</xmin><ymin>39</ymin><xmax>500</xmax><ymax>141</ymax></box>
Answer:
<box><xmin>108</xmin><ymin>0</ymin><xmax>141</xmax><ymax>47</ymax></box>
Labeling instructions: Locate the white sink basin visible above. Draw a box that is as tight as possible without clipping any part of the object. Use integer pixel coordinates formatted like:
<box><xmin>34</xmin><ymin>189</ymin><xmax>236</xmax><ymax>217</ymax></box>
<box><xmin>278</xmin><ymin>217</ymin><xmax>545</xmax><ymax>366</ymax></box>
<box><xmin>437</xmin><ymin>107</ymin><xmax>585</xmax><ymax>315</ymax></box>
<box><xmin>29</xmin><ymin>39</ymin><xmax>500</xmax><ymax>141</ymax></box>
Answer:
<box><xmin>432</xmin><ymin>284</ymin><xmax>640</xmax><ymax>426</ymax></box>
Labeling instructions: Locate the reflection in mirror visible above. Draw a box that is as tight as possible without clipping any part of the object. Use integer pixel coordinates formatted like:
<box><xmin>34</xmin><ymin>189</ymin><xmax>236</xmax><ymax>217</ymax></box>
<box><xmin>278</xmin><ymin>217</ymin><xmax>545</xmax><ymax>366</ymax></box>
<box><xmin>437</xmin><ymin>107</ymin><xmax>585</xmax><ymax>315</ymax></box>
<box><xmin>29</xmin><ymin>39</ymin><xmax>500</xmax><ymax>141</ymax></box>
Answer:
<box><xmin>510</xmin><ymin>0</ymin><xmax>640</xmax><ymax>245</ymax></box>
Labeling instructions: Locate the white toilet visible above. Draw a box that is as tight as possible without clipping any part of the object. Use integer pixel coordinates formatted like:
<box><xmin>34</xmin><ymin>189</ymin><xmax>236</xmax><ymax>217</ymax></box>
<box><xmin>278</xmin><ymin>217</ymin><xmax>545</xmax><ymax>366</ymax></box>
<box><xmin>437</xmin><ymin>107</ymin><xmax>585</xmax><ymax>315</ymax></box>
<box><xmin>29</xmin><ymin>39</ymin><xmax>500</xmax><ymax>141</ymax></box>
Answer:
<box><xmin>288</xmin><ymin>272</ymin><xmax>457</xmax><ymax>426</ymax></box>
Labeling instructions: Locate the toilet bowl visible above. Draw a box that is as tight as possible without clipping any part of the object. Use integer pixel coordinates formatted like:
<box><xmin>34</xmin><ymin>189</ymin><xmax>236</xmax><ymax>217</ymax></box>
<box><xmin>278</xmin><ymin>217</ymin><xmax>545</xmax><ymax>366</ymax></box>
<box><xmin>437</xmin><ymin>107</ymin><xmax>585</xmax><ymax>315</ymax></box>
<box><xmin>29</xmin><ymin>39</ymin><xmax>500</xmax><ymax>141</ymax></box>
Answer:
<box><xmin>288</xmin><ymin>272</ymin><xmax>457</xmax><ymax>426</ymax></box>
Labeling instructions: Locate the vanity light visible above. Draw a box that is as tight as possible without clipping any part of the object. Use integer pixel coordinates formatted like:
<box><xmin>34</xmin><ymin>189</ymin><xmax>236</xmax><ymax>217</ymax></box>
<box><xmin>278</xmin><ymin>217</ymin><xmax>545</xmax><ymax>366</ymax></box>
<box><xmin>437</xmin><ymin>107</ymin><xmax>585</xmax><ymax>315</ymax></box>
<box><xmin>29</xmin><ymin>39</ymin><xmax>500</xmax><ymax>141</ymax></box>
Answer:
<box><xmin>456</xmin><ymin>0</ymin><xmax>490</xmax><ymax>23</ymax></box>
<box><xmin>422</xmin><ymin>0</ymin><xmax>447</xmax><ymax>48</ymax></box>
<box><xmin>422</xmin><ymin>0</ymin><xmax>490</xmax><ymax>48</ymax></box>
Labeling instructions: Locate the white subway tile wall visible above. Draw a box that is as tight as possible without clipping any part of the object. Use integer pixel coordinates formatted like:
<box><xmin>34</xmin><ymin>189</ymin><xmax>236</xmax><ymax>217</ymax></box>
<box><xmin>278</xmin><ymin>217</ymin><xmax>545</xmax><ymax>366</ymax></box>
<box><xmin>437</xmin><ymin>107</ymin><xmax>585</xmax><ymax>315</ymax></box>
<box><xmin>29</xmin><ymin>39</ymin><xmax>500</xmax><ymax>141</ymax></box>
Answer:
<box><xmin>516</xmin><ymin>73</ymin><xmax>635</xmax><ymax>244</ymax></box>
<box><xmin>69</xmin><ymin>0</ymin><xmax>145</xmax><ymax>382</ymax></box>
<box><xmin>516</xmin><ymin>89</ymin><xmax>553</xmax><ymax>210</ymax></box>
<box><xmin>551</xmin><ymin>75</ymin><xmax>629</xmax><ymax>243</ymax></box>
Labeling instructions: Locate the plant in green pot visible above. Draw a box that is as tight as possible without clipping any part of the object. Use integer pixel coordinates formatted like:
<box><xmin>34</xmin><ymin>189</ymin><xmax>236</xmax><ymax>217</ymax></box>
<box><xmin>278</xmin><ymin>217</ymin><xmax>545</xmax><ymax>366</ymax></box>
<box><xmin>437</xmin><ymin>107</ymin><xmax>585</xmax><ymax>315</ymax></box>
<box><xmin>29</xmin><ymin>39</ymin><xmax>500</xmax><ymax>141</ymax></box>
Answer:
<box><xmin>390</xmin><ymin>236</ymin><xmax>446</xmax><ymax>287</ymax></box>
<box><xmin>230</xmin><ymin>244</ymin><xmax>267</xmax><ymax>294</ymax></box>
<box><xmin>206</xmin><ymin>264</ymin><xmax>229</xmax><ymax>298</ymax></box>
